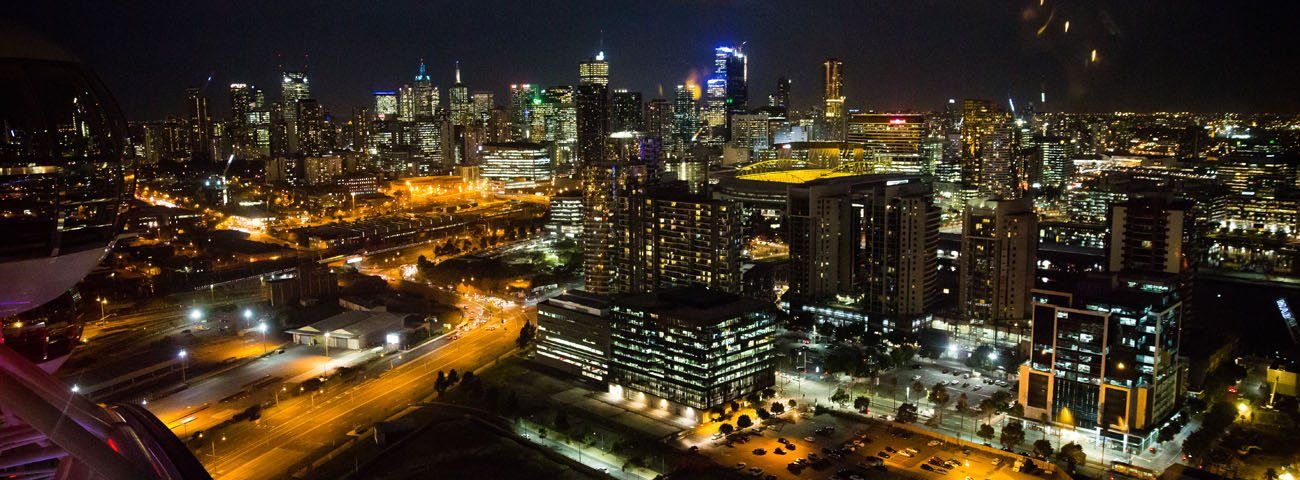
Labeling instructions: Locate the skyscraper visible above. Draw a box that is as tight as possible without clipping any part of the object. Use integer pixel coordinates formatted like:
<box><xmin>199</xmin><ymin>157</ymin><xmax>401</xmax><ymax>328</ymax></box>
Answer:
<box><xmin>294</xmin><ymin>98</ymin><xmax>326</xmax><ymax>156</ymax></box>
<box><xmin>471</xmin><ymin>91</ymin><xmax>494</xmax><ymax>126</ymax></box>
<box><xmin>509</xmin><ymin>84</ymin><xmax>538</xmax><ymax>140</ymax></box>
<box><xmin>959</xmin><ymin>99</ymin><xmax>1019</xmax><ymax>198</ymax></box>
<box><xmin>958</xmin><ymin>197</ymin><xmax>1037</xmax><ymax>327</ymax></box>
<box><xmin>575</xmin><ymin>82</ymin><xmax>609</xmax><ymax>165</ymax></box>
<box><xmin>787</xmin><ymin>174</ymin><xmax>938</xmax><ymax>330</ymax></box>
<box><xmin>846</xmin><ymin>113</ymin><xmax>926</xmax><ymax>174</ymax></box>
<box><xmin>773</xmin><ymin>76</ymin><xmax>791</xmax><ymax>111</ymax></box>
<box><xmin>373</xmin><ymin>90</ymin><xmax>398</xmax><ymax>119</ymax></box>
<box><xmin>610</xmin><ymin>89</ymin><xmax>643</xmax><ymax>132</ymax></box>
<box><xmin>579</xmin><ymin>51</ymin><xmax>609</xmax><ymax>86</ymax></box>
<box><xmin>616</xmin><ymin>186</ymin><xmax>741</xmax><ymax>294</ymax></box>
<box><xmin>702</xmin><ymin>45</ymin><xmax>747</xmax><ymax>141</ymax></box>
<box><xmin>280</xmin><ymin>70</ymin><xmax>310</xmax><ymax>154</ymax></box>
<box><xmin>672</xmin><ymin>84</ymin><xmax>699</xmax><ymax>145</ymax></box>
<box><xmin>228</xmin><ymin>83</ymin><xmax>257</xmax><ymax>152</ymax></box>
<box><xmin>644</xmin><ymin>99</ymin><xmax>673</xmax><ymax>143</ymax></box>
<box><xmin>1107</xmin><ymin>196</ymin><xmax>1198</xmax><ymax>275</ymax></box>
<box><xmin>449</xmin><ymin>61</ymin><xmax>472</xmax><ymax>127</ymax></box>
<box><xmin>410</xmin><ymin>60</ymin><xmax>438</xmax><ymax>118</ymax></box>
<box><xmin>186</xmin><ymin>87</ymin><xmax>212</xmax><ymax>162</ymax></box>
<box><xmin>822</xmin><ymin>59</ymin><xmax>845</xmax><ymax>140</ymax></box>
<box><xmin>583</xmin><ymin>132</ymin><xmax>660</xmax><ymax>294</ymax></box>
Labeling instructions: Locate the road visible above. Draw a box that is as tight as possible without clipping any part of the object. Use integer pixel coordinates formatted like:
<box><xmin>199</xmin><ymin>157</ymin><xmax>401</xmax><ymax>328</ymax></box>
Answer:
<box><xmin>200</xmin><ymin>301</ymin><xmax>527</xmax><ymax>479</ymax></box>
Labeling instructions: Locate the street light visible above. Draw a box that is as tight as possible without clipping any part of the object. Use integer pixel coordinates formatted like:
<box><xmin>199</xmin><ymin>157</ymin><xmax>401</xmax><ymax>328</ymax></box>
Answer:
<box><xmin>323</xmin><ymin>332</ymin><xmax>330</xmax><ymax>357</ymax></box>
<box><xmin>178</xmin><ymin>349</ymin><xmax>188</xmax><ymax>381</ymax></box>
<box><xmin>189</xmin><ymin>308</ymin><xmax>203</xmax><ymax>322</ymax></box>
<box><xmin>97</xmin><ymin>297</ymin><xmax>108</xmax><ymax>322</ymax></box>
<box><xmin>257</xmin><ymin>322</ymin><xmax>268</xmax><ymax>353</ymax></box>
<box><xmin>243</xmin><ymin>308</ymin><xmax>253</xmax><ymax>322</ymax></box>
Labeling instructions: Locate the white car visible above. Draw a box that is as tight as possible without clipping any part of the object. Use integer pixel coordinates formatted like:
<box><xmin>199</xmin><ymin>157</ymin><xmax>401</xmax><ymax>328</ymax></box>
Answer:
<box><xmin>927</xmin><ymin>440</ymin><xmax>942</xmax><ymax>447</ymax></box>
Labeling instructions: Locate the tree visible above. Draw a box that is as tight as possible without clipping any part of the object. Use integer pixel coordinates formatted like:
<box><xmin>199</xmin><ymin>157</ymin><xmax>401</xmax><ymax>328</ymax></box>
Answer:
<box><xmin>910</xmin><ymin>380</ymin><xmax>925</xmax><ymax>400</ymax></box>
<box><xmin>1157</xmin><ymin>424</ymin><xmax>1177</xmax><ymax>444</ymax></box>
<box><xmin>435</xmin><ymin>370</ymin><xmax>448</xmax><ymax>394</ymax></box>
<box><xmin>1182</xmin><ymin>428</ymin><xmax>1217</xmax><ymax>460</ymax></box>
<box><xmin>977</xmin><ymin>424</ymin><xmax>996</xmax><ymax>442</ymax></box>
<box><xmin>889</xmin><ymin>345</ymin><xmax>916</xmax><ymax>370</ymax></box>
<box><xmin>718</xmin><ymin>423</ymin><xmax>734</xmax><ymax>435</ymax></box>
<box><xmin>788</xmin><ymin>399</ymin><xmax>797</xmax><ymax>408</ymax></box>
<box><xmin>1033</xmin><ymin>439</ymin><xmax>1054</xmax><ymax>458</ymax></box>
<box><xmin>831</xmin><ymin>387</ymin><xmax>851</xmax><ymax>406</ymax></box>
<box><xmin>1000</xmin><ymin>420</ymin><xmax>1025</xmax><ymax>450</ymax></box>
<box><xmin>955</xmin><ymin>393</ymin><xmax>969</xmax><ymax>414</ymax></box>
<box><xmin>896</xmin><ymin>403</ymin><xmax>919</xmax><ymax>423</ymax></box>
<box><xmin>771</xmin><ymin>402</ymin><xmax>785</xmax><ymax>415</ymax></box>
<box><xmin>448</xmin><ymin>369</ymin><xmax>459</xmax><ymax>385</ymax></box>
<box><xmin>979</xmin><ymin>398</ymin><xmax>997</xmax><ymax>423</ymax></box>
<box><xmin>737</xmin><ymin>415</ymin><xmax>753</xmax><ymax>429</ymax></box>
<box><xmin>854</xmin><ymin>396</ymin><xmax>871</xmax><ymax>412</ymax></box>
<box><xmin>1057</xmin><ymin>442</ymin><xmax>1086</xmax><ymax>472</ymax></box>
<box><xmin>756</xmin><ymin>408</ymin><xmax>771</xmax><ymax>420</ymax></box>
<box><xmin>516</xmin><ymin>321</ymin><xmax>536</xmax><ymax>348</ymax></box>
<box><xmin>928</xmin><ymin>383</ymin><xmax>951</xmax><ymax>420</ymax></box>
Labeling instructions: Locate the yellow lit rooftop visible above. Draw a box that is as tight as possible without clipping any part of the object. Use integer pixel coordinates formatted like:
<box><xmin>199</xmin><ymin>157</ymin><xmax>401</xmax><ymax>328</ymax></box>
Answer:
<box><xmin>734</xmin><ymin>169</ymin><xmax>858</xmax><ymax>184</ymax></box>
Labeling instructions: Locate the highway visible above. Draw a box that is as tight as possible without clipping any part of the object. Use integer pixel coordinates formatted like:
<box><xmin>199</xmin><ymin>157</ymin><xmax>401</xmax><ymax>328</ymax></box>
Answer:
<box><xmin>199</xmin><ymin>298</ymin><xmax>527</xmax><ymax>479</ymax></box>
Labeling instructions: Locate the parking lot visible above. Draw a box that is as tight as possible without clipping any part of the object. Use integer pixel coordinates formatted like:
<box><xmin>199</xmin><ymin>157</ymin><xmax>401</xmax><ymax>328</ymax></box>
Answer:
<box><xmin>876</xmin><ymin>361</ymin><xmax>1014</xmax><ymax>411</ymax></box>
<box><xmin>684</xmin><ymin>408</ymin><xmax>1050</xmax><ymax>480</ymax></box>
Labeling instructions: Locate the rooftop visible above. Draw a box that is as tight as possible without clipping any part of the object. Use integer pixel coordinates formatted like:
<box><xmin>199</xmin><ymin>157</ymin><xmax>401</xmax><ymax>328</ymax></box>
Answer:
<box><xmin>611</xmin><ymin>286</ymin><xmax>768</xmax><ymax>326</ymax></box>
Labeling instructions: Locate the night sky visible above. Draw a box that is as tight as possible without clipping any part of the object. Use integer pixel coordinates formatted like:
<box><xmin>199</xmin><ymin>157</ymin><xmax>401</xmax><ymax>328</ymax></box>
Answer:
<box><xmin>11</xmin><ymin>1</ymin><xmax>1300</xmax><ymax>121</ymax></box>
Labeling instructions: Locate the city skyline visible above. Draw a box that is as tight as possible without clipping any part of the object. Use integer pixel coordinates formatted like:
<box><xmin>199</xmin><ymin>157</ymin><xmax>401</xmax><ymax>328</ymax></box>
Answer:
<box><xmin>12</xmin><ymin>1</ymin><xmax>1300</xmax><ymax>120</ymax></box>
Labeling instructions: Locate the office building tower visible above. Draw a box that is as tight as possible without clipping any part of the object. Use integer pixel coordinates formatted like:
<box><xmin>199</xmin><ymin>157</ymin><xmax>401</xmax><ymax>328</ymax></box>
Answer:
<box><xmin>959</xmin><ymin>197</ymin><xmax>1037</xmax><ymax>327</ymax></box>
<box><xmin>846</xmin><ymin>112</ymin><xmax>925</xmax><ymax>174</ymax></box>
<box><xmin>700</xmin><ymin>45</ymin><xmax>747</xmax><ymax>141</ymax></box>
<box><xmin>373</xmin><ymin>90</ymin><xmax>398</xmax><ymax>119</ymax></box>
<box><xmin>616</xmin><ymin>187</ymin><xmax>741</xmax><ymax>294</ymax></box>
<box><xmin>579</xmin><ymin>51</ymin><xmax>609</xmax><ymax>86</ymax></box>
<box><xmin>1033</xmin><ymin>135</ymin><xmax>1072</xmax><ymax>188</ymax></box>
<box><xmin>509</xmin><ymin>84</ymin><xmax>538</xmax><ymax>140</ymax></box>
<box><xmin>410</xmin><ymin>60</ymin><xmax>438</xmax><ymax>118</ymax></box>
<box><xmin>1021</xmin><ymin>273</ymin><xmax>1185</xmax><ymax>449</ymax></box>
<box><xmin>281</xmin><ymin>70</ymin><xmax>310</xmax><ymax>154</ymax></box>
<box><xmin>228</xmin><ymin>83</ymin><xmax>260</xmax><ymax>152</ymax></box>
<box><xmin>729</xmin><ymin>112</ymin><xmax>771</xmax><ymax>153</ymax></box>
<box><xmin>645</xmin><ymin>99</ymin><xmax>673</xmax><ymax>142</ymax></box>
<box><xmin>487</xmin><ymin>105</ymin><xmax>511</xmax><ymax>143</ymax></box>
<box><xmin>471</xmin><ymin>91</ymin><xmax>494</xmax><ymax>126</ymax></box>
<box><xmin>186</xmin><ymin>87</ymin><xmax>212</xmax><ymax>162</ymax></box>
<box><xmin>672</xmin><ymin>84</ymin><xmax>699</xmax><ymax>145</ymax></box>
<box><xmin>575</xmin><ymin>82</ymin><xmax>609</xmax><ymax>165</ymax></box>
<box><xmin>542</xmin><ymin>86</ymin><xmax>577</xmax><ymax>143</ymax></box>
<box><xmin>479</xmin><ymin>142</ymin><xmax>552</xmax><ymax>189</ymax></box>
<box><xmin>583</xmin><ymin>132</ymin><xmax>660</xmax><ymax>295</ymax></box>
<box><xmin>547</xmin><ymin>192</ymin><xmax>583</xmax><ymax>239</ymax></box>
<box><xmin>294</xmin><ymin>98</ymin><xmax>327</xmax><ymax>156</ymax></box>
<box><xmin>449</xmin><ymin>61</ymin><xmax>472</xmax><ymax>127</ymax></box>
<box><xmin>607</xmin><ymin>287</ymin><xmax>775</xmax><ymax>413</ymax></box>
<box><xmin>411</xmin><ymin>116</ymin><xmax>444</xmax><ymax>173</ymax></box>
<box><xmin>822</xmin><ymin>59</ymin><xmax>845</xmax><ymax>140</ymax></box>
<box><xmin>787</xmin><ymin>174</ymin><xmax>938</xmax><ymax>330</ymax></box>
<box><xmin>537</xmin><ymin>291</ymin><xmax>611</xmax><ymax>383</ymax></box>
<box><xmin>959</xmin><ymin>99</ymin><xmax>1020</xmax><ymax>198</ymax></box>
<box><xmin>610</xmin><ymin>90</ymin><xmax>643</xmax><ymax>132</ymax></box>
<box><xmin>773</xmin><ymin>76</ymin><xmax>791</xmax><ymax>110</ymax></box>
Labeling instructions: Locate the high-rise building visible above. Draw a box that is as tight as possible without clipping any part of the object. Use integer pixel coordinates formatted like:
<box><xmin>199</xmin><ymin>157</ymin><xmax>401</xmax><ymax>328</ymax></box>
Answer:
<box><xmin>294</xmin><ymin>98</ymin><xmax>327</xmax><ymax>157</ymax></box>
<box><xmin>846</xmin><ymin>112</ymin><xmax>925</xmax><ymax>174</ymax></box>
<box><xmin>1107</xmin><ymin>196</ymin><xmax>1198</xmax><ymax>275</ymax></box>
<box><xmin>1033</xmin><ymin>135</ymin><xmax>1072</xmax><ymax>188</ymax></box>
<box><xmin>773</xmin><ymin>76</ymin><xmax>791</xmax><ymax>111</ymax></box>
<box><xmin>616</xmin><ymin>186</ymin><xmax>741</xmax><ymax>294</ymax></box>
<box><xmin>537</xmin><ymin>291</ymin><xmax>611</xmax><ymax>383</ymax></box>
<box><xmin>1021</xmin><ymin>273</ymin><xmax>1185</xmax><ymax>449</ymax></box>
<box><xmin>701</xmin><ymin>45</ymin><xmax>747</xmax><ymax>141</ymax></box>
<box><xmin>281</xmin><ymin>70</ymin><xmax>310</xmax><ymax>154</ymax></box>
<box><xmin>787</xmin><ymin>174</ymin><xmax>938</xmax><ymax>330</ymax></box>
<box><xmin>372</xmin><ymin>90</ymin><xmax>398</xmax><ymax>119</ymax></box>
<box><xmin>546</xmin><ymin>192</ymin><xmax>583</xmax><ymax>239</ymax></box>
<box><xmin>471</xmin><ymin>91</ymin><xmax>494</xmax><ymax>126</ymax></box>
<box><xmin>186</xmin><ymin>87</ymin><xmax>212</xmax><ymax>162</ymax></box>
<box><xmin>959</xmin><ymin>99</ymin><xmax>1020</xmax><ymax>198</ymax></box>
<box><xmin>479</xmin><ymin>142</ymin><xmax>552</xmax><ymax>189</ymax></box>
<box><xmin>448</xmin><ymin>61</ymin><xmax>472</xmax><ymax>127</ymax></box>
<box><xmin>583</xmin><ymin>132</ymin><xmax>660</xmax><ymax>294</ymax></box>
<box><xmin>607</xmin><ymin>287</ymin><xmax>775</xmax><ymax>413</ymax></box>
<box><xmin>575</xmin><ymin>83</ymin><xmax>609</xmax><ymax>165</ymax></box>
<box><xmin>409</xmin><ymin>60</ymin><xmax>438</xmax><ymax>118</ymax></box>
<box><xmin>822</xmin><ymin>59</ymin><xmax>845</xmax><ymax>140</ymax></box>
<box><xmin>579</xmin><ymin>51</ymin><xmax>609</xmax><ymax>86</ymax></box>
<box><xmin>228</xmin><ymin>83</ymin><xmax>258</xmax><ymax>152</ymax></box>
<box><xmin>645</xmin><ymin>99</ymin><xmax>673</xmax><ymax>143</ymax></box>
<box><xmin>672</xmin><ymin>84</ymin><xmax>699</xmax><ymax>145</ymax></box>
<box><xmin>959</xmin><ymin>197</ymin><xmax>1037</xmax><ymax>327</ymax></box>
<box><xmin>729</xmin><ymin>112</ymin><xmax>771</xmax><ymax>153</ymax></box>
<box><xmin>508</xmin><ymin>84</ymin><xmax>539</xmax><ymax>140</ymax></box>
<box><xmin>610</xmin><ymin>90</ymin><xmax>643</xmax><ymax>132</ymax></box>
